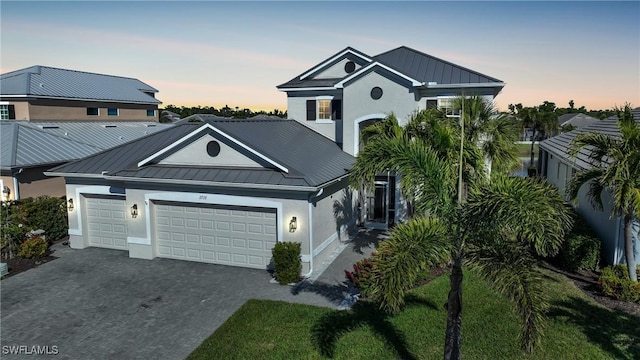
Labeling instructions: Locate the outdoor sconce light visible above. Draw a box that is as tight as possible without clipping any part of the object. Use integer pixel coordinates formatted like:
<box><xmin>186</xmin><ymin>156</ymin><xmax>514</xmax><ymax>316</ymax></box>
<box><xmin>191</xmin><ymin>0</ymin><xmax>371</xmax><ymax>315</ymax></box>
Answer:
<box><xmin>289</xmin><ymin>217</ymin><xmax>297</xmax><ymax>233</ymax></box>
<box><xmin>131</xmin><ymin>204</ymin><xmax>138</xmax><ymax>218</ymax></box>
<box><xmin>1</xmin><ymin>186</ymin><xmax>10</xmax><ymax>201</ymax></box>
<box><xmin>67</xmin><ymin>198</ymin><xmax>74</xmax><ymax>212</ymax></box>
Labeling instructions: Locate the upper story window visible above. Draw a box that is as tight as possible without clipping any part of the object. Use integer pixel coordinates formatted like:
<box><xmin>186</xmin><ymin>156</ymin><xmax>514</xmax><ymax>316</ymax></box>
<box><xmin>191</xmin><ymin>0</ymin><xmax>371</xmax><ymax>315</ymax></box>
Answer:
<box><xmin>318</xmin><ymin>99</ymin><xmax>331</xmax><ymax>120</ymax></box>
<box><xmin>86</xmin><ymin>107</ymin><xmax>99</xmax><ymax>116</ymax></box>
<box><xmin>0</xmin><ymin>104</ymin><xmax>15</xmax><ymax>120</ymax></box>
<box><xmin>306</xmin><ymin>97</ymin><xmax>342</xmax><ymax>123</ymax></box>
<box><xmin>107</xmin><ymin>107</ymin><xmax>119</xmax><ymax>116</ymax></box>
<box><xmin>146</xmin><ymin>109</ymin><xmax>156</xmax><ymax>117</ymax></box>
<box><xmin>425</xmin><ymin>98</ymin><xmax>460</xmax><ymax>117</ymax></box>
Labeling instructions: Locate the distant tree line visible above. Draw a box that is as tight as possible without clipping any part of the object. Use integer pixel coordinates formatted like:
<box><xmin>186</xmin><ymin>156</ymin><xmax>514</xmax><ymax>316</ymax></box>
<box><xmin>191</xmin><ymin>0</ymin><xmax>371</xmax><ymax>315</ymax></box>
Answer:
<box><xmin>159</xmin><ymin>104</ymin><xmax>287</xmax><ymax>122</ymax></box>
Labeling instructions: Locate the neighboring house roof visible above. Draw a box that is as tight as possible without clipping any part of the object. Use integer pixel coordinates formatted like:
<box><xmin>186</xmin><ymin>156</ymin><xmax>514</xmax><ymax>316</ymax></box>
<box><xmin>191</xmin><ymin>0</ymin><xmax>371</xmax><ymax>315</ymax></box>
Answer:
<box><xmin>48</xmin><ymin>117</ymin><xmax>355</xmax><ymax>190</ymax></box>
<box><xmin>557</xmin><ymin>113</ymin><xmax>599</xmax><ymax>128</ymax></box>
<box><xmin>277</xmin><ymin>46</ymin><xmax>504</xmax><ymax>90</ymax></box>
<box><xmin>0</xmin><ymin>122</ymin><xmax>100</xmax><ymax>171</ymax></box>
<box><xmin>0</xmin><ymin>65</ymin><xmax>161</xmax><ymax>104</ymax></box>
<box><xmin>0</xmin><ymin>121</ymin><xmax>172</xmax><ymax>172</ymax></box>
<box><xmin>540</xmin><ymin>107</ymin><xmax>640</xmax><ymax>170</ymax></box>
<box><xmin>22</xmin><ymin>121</ymin><xmax>172</xmax><ymax>149</ymax></box>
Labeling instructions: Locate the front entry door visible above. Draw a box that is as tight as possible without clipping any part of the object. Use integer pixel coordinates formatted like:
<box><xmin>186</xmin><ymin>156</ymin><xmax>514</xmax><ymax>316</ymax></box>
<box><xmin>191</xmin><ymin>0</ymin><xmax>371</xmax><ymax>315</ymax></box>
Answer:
<box><xmin>364</xmin><ymin>174</ymin><xmax>396</xmax><ymax>229</ymax></box>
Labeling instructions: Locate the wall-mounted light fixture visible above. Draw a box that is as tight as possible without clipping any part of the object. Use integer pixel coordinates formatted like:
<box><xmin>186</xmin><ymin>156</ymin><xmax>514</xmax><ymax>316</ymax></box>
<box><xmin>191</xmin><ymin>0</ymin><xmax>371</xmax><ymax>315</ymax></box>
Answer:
<box><xmin>1</xmin><ymin>186</ymin><xmax>10</xmax><ymax>201</ymax></box>
<box><xmin>131</xmin><ymin>204</ymin><xmax>138</xmax><ymax>218</ymax></box>
<box><xmin>67</xmin><ymin>198</ymin><xmax>74</xmax><ymax>211</ymax></box>
<box><xmin>289</xmin><ymin>216</ymin><xmax>297</xmax><ymax>233</ymax></box>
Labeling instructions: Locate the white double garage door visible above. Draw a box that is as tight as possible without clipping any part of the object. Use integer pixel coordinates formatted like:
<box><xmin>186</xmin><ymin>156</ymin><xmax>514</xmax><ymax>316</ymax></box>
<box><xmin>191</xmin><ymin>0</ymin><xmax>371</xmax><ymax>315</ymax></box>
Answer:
<box><xmin>85</xmin><ymin>196</ymin><xmax>277</xmax><ymax>269</ymax></box>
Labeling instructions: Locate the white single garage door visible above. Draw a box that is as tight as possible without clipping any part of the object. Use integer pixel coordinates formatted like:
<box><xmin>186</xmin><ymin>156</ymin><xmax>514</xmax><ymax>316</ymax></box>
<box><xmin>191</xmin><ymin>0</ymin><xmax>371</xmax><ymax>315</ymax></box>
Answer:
<box><xmin>154</xmin><ymin>202</ymin><xmax>277</xmax><ymax>269</ymax></box>
<box><xmin>85</xmin><ymin>195</ymin><xmax>128</xmax><ymax>250</ymax></box>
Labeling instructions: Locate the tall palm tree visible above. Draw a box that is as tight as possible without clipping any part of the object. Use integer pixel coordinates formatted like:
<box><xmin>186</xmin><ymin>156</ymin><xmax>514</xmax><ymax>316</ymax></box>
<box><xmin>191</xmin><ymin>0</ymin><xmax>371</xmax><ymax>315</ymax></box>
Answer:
<box><xmin>519</xmin><ymin>106</ymin><xmax>558</xmax><ymax>168</ymax></box>
<box><xmin>567</xmin><ymin>104</ymin><xmax>640</xmax><ymax>282</ymax></box>
<box><xmin>352</xmin><ymin>126</ymin><xmax>572</xmax><ymax>359</ymax></box>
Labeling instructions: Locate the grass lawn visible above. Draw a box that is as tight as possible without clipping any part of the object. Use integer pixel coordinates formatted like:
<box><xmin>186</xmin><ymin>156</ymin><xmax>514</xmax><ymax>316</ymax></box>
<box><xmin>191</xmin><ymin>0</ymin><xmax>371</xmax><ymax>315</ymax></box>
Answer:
<box><xmin>187</xmin><ymin>270</ymin><xmax>639</xmax><ymax>360</ymax></box>
<box><xmin>517</xmin><ymin>143</ymin><xmax>539</xmax><ymax>157</ymax></box>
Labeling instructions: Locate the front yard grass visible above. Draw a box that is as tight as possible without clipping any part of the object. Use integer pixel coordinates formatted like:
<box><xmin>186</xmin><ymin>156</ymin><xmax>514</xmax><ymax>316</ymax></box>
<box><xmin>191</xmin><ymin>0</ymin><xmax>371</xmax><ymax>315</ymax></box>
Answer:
<box><xmin>517</xmin><ymin>143</ymin><xmax>539</xmax><ymax>157</ymax></box>
<box><xmin>188</xmin><ymin>270</ymin><xmax>640</xmax><ymax>360</ymax></box>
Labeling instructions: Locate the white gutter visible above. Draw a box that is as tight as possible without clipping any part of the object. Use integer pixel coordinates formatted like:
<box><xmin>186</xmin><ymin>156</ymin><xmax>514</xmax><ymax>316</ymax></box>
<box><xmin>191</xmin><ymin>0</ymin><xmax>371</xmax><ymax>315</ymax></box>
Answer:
<box><xmin>303</xmin><ymin>187</ymin><xmax>327</xmax><ymax>278</ymax></box>
<box><xmin>2</xmin><ymin>94</ymin><xmax>160</xmax><ymax>105</ymax></box>
<box><xmin>12</xmin><ymin>172</ymin><xmax>20</xmax><ymax>200</ymax></box>
<box><xmin>423</xmin><ymin>82</ymin><xmax>505</xmax><ymax>89</ymax></box>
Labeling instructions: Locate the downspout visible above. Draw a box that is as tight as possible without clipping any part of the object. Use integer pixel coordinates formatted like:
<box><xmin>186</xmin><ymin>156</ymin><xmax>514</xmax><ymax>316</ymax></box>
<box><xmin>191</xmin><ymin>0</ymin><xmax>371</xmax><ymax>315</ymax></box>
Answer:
<box><xmin>304</xmin><ymin>187</ymin><xmax>324</xmax><ymax>278</ymax></box>
<box><xmin>13</xmin><ymin>169</ymin><xmax>22</xmax><ymax>200</ymax></box>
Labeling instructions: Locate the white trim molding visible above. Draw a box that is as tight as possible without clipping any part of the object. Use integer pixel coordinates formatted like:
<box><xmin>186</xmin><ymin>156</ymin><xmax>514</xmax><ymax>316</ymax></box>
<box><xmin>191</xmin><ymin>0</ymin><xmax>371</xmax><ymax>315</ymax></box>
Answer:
<box><xmin>335</xmin><ymin>62</ymin><xmax>424</xmax><ymax>89</ymax></box>
<box><xmin>353</xmin><ymin>113</ymin><xmax>388</xmax><ymax>156</ymax></box>
<box><xmin>299</xmin><ymin>48</ymin><xmax>372</xmax><ymax>80</ymax></box>
<box><xmin>137</xmin><ymin>123</ymin><xmax>289</xmax><ymax>173</ymax></box>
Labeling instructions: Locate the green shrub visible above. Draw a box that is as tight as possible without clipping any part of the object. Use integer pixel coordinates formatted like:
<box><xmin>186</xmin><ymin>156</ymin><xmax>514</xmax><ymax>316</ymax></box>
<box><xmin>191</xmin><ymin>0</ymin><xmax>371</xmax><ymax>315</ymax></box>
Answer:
<box><xmin>345</xmin><ymin>256</ymin><xmax>377</xmax><ymax>298</ymax></box>
<box><xmin>556</xmin><ymin>212</ymin><xmax>601</xmax><ymax>271</ymax></box>
<box><xmin>17</xmin><ymin>235</ymin><xmax>48</xmax><ymax>259</ymax></box>
<box><xmin>272</xmin><ymin>242</ymin><xmax>301</xmax><ymax>284</ymax></box>
<box><xmin>17</xmin><ymin>196</ymin><xmax>68</xmax><ymax>242</ymax></box>
<box><xmin>598</xmin><ymin>265</ymin><xmax>640</xmax><ymax>303</ymax></box>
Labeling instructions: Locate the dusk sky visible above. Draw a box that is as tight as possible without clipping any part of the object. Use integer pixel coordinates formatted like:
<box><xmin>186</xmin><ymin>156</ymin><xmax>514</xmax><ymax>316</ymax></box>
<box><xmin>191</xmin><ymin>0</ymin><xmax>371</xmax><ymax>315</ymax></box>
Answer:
<box><xmin>1</xmin><ymin>1</ymin><xmax>638</xmax><ymax>112</ymax></box>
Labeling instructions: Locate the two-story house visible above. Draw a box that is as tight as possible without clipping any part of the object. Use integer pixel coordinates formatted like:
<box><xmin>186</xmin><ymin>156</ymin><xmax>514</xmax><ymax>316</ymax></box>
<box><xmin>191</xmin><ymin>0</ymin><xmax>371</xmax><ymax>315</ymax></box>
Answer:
<box><xmin>279</xmin><ymin>46</ymin><xmax>505</xmax><ymax>228</ymax></box>
<box><xmin>0</xmin><ymin>65</ymin><xmax>161</xmax><ymax>121</ymax></box>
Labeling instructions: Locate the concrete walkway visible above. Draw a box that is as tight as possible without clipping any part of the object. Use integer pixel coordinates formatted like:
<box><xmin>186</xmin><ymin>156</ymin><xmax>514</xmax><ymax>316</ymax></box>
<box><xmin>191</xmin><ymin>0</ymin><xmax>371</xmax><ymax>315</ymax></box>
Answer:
<box><xmin>0</xmin><ymin>229</ymin><xmax>385</xmax><ymax>360</ymax></box>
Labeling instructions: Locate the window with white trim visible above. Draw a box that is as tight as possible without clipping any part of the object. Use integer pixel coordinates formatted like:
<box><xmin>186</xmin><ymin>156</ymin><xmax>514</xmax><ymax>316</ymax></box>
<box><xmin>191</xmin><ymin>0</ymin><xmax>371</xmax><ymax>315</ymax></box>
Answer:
<box><xmin>0</xmin><ymin>105</ymin><xmax>9</xmax><ymax>120</ymax></box>
<box><xmin>439</xmin><ymin>98</ymin><xmax>460</xmax><ymax>117</ymax></box>
<box><xmin>318</xmin><ymin>99</ymin><xmax>331</xmax><ymax>120</ymax></box>
<box><xmin>146</xmin><ymin>109</ymin><xmax>155</xmax><ymax>117</ymax></box>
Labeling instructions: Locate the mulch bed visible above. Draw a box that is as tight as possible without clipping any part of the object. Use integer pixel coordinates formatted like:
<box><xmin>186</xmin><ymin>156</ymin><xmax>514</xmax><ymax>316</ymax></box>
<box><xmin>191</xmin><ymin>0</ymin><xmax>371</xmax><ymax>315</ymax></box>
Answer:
<box><xmin>0</xmin><ymin>238</ymin><xmax>67</xmax><ymax>280</ymax></box>
<box><xmin>544</xmin><ymin>264</ymin><xmax>640</xmax><ymax>318</ymax></box>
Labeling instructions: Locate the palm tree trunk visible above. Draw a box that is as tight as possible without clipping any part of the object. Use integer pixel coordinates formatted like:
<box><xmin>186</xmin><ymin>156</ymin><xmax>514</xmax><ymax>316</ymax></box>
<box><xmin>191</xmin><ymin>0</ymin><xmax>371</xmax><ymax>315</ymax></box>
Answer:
<box><xmin>444</xmin><ymin>256</ymin><xmax>463</xmax><ymax>360</ymax></box>
<box><xmin>624</xmin><ymin>215</ymin><xmax>637</xmax><ymax>282</ymax></box>
<box><xmin>529</xmin><ymin>128</ymin><xmax>537</xmax><ymax>166</ymax></box>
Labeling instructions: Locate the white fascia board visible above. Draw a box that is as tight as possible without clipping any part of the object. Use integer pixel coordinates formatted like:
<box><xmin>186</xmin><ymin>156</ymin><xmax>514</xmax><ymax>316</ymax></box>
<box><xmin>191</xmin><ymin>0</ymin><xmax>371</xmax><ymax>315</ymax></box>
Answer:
<box><xmin>299</xmin><ymin>49</ymin><xmax>372</xmax><ymax>80</ymax></box>
<box><xmin>103</xmin><ymin>175</ymin><xmax>317</xmax><ymax>192</ymax></box>
<box><xmin>277</xmin><ymin>86</ymin><xmax>336</xmax><ymax>92</ymax></box>
<box><xmin>44</xmin><ymin>172</ymin><xmax>108</xmax><ymax>179</ymax></box>
<box><xmin>424</xmin><ymin>82</ymin><xmax>506</xmax><ymax>89</ymax></box>
<box><xmin>137</xmin><ymin>123</ymin><xmax>289</xmax><ymax>173</ymax></box>
<box><xmin>335</xmin><ymin>62</ymin><xmax>424</xmax><ymax>88</ymax></box>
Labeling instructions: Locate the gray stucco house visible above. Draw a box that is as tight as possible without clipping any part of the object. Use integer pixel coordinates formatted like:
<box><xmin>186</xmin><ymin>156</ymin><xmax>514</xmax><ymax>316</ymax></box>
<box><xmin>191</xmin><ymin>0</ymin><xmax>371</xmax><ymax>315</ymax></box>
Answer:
<box><xmin>279</xmin><ymin>46</ymin><xmax>505</xmax><ymax>228</ymax></box>
<box><xmin>539</xmin><ymin>108</ymin><xmax>640</xmax><ymax>266</ymax></box>
<box><xmin>51</xmin><ymin>46</ymin><xmax>505</xmax><ymax>276</ymax></box>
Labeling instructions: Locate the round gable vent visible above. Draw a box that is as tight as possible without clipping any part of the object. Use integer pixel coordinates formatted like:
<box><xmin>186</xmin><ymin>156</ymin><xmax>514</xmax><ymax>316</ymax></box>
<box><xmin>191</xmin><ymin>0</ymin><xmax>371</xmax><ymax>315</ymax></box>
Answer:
<box><xmin>344</xmin><ymin>61</ymin><xmax>356</xmax><ymax>74</ymax></box>
<box><xmin>207</xmin><ymin>141</ymin><xmax>221</xmax><ymax>157</ymax></box>
<box><xmin>370</xmin><ymin>87</ymin><xmax>383</xmax><ymax>100</ymax></box>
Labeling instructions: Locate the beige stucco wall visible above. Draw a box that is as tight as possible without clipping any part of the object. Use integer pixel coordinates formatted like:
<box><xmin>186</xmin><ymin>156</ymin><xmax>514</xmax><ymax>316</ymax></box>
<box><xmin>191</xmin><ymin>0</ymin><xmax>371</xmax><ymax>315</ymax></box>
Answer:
<box><xmin>1</xmin><ymin>168</ymin><xmax>65</xmax><ymax>200</ymax></box>
<box><xmin>0</xmin><ymin>99</ymin><xmax>159</xmax><ymax>121</ymax></box>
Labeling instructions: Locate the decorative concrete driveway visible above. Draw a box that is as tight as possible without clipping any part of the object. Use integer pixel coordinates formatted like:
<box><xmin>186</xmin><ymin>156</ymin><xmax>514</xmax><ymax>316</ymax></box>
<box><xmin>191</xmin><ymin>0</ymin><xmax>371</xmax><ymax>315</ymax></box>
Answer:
<box><xmin>0</xmin><ymin>230</ymin><xmax>380</xmax><ymax>360</ymax></box>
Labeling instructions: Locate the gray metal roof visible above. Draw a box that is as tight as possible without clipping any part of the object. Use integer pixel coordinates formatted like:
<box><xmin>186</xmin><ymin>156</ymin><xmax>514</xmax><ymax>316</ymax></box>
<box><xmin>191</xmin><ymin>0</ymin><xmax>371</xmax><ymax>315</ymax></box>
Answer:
<box><xmin>373</xmin><ymin>46</ymin><xmax>503</xmax><ymax>85</ymax></box>
<box><xmin>23</xmin><ymin>121</ymin><xmax>172</xmax><ymax>149</ymax></box>
<box><xmin>0</xmin><ymin>122</ymin><xmax>100</xmax><ymax>171</ymax></box>
<box><xmin>0</xmin><ymin>66</ymin><xmax>161</xmax><ymax>104</ymax></box>
<box><xmin>50</xmin><ymin>117</ymin><xmax>355</xmax><ymax>189</ymax></box>
<box><xmin>277</xmin><ymin>46</ymin><xmax>503</xmax><ymax>89</ymax></box>
<box><xmin>557</xmin><ymin>113</ymin><xmax>599</xmax><ymax>128</ymax></box>
<box><xmin>540</xmin><ymin>107</ymin><xmax>640</xmax><ymax>170</ymax></box>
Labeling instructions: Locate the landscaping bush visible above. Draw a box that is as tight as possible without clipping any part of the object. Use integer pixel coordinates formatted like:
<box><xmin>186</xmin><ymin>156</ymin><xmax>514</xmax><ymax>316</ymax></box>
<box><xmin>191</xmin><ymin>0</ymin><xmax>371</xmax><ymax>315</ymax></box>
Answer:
<box><xmin>19</xmin><ymin>196</ymin><xmax>68</xmax><ymax>242</ymax></box>
<box><xmin>598</xmin><ymin>265</ymin><xmax>640</xmax><ymax>303</ymax></box>
<box><xmin>555</xmin><ymin>212</ymin><xmax>601</xmax><ymax>271</ymax></box>
<box><xmin>272</xmin><ymin>242</ymin><xmax>301</xmax><ymax>284</ymax></box>
<box><xmin>345</xmin><ymin>255</ymin><xmax>377</xmax><ymax>298</ymax></box>
<box><xmin>17</xmin><ymin>235</ymin><xmax>48</xmax><ymax>259</ymax></box>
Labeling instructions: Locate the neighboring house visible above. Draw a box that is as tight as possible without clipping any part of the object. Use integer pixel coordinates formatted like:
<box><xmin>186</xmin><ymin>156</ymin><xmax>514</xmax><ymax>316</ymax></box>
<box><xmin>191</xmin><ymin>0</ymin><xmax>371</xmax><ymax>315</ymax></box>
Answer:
<box><xmin>0</xmin><ymin>121</ymin><xmax>172</xmax><ymax>200</ymax></box>
<box><xmin>47</xmin><ymin>116</ymin><xmax>356</xmax><ymax>276</ymax></box>
<box><xmin>0</xmin><ymin>65</ymin><xmax>161</xmax><ymax>121</ymax></box>
<box><xmin>538</xmin><ymin>108</ymin><xmax>640</xmax><ymax>266</ymax></box>
<box><xmin>557</xmin><ymin>113</ymin><xmax>599</xmax><ymax>131</ymax></box>
<box><xmin>278</xmin><ymin>46</ymin><xmax>505</xmax><ymax>228</ymax></box>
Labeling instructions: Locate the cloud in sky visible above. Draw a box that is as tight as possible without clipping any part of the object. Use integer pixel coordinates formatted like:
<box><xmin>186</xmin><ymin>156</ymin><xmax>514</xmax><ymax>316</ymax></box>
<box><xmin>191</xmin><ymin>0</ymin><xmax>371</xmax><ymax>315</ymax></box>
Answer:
<box><xmin>1</xmin><ymin>1</ymin><xmax>638</xmax><ymax>111</ymax></box>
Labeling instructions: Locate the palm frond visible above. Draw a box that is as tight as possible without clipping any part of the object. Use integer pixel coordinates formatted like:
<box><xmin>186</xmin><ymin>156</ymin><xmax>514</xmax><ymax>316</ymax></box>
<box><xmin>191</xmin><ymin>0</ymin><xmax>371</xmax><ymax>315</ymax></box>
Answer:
<box><xmin>371</xmin><ymin>217</ymin><xmax>452</xmax><ymax>314</ymax></box>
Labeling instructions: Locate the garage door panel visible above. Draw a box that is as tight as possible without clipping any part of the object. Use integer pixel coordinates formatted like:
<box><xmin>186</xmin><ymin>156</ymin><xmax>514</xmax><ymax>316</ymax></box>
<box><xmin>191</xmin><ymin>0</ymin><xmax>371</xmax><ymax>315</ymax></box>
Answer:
<box><xmin>154</xmin><ymin>202</ymin><xmax>276</xmax><ymax>269</ymax></box>
<box><xmin>86</xmin><ymin>196</ymin><xmax>128</xmax><ymax>250</ymax></box>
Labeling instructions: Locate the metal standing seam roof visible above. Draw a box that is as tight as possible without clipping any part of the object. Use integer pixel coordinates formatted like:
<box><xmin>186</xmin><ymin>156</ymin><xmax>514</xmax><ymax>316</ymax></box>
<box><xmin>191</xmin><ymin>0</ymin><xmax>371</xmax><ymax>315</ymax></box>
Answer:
<box><xmin>557</xmin><ymin>113</ymin><xmax>599</xmax><ymax>128</ymax></box>
<box><xmin>0</xmin><ymin>122</ymin><xmax>100</xmax><ymax>171</ymax></box>
<box><xmin>539</xmin><ymin>108</ymin><xmax>640</xmax><ymax>170</ymax></box>
<box><xmin>277</xmin><ymin>46</ymin><xmax>503</xmax><ymax>89</ymax></box>
<box><xmin>49</xmin><ymin>117</ymin><xmax>355</xmax><ymax>189</ymax></box>
<box><xmin>22</xmin><ymin>121</ymin><xmax>173</xmax><ymax>150</ymax></box>
<box><xmin>0</xmin><ymin>65</ymin><xmax>161</xmax><ymax>104</ymax></box>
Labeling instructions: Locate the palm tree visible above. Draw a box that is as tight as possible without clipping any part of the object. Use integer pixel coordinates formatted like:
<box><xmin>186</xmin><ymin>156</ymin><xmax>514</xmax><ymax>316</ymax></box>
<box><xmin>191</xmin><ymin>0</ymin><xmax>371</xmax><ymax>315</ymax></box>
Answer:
<box><xmin>567</xmin><ymin>104</ymin><xmax>640</xmax><ymax>282</ymax></box>
<box><xmin>351</xmin><ymin>111</ymin><xmax>573</xmax><ymax>359</ymax></box>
